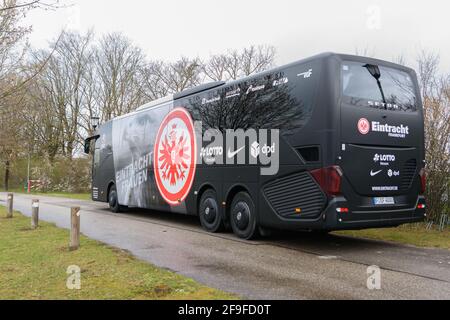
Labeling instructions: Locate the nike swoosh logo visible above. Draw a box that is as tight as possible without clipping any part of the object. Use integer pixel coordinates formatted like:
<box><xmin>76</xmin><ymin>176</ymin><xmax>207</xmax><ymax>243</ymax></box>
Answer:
<box><xmin>370</xmin><ymin>170</ymin><xmax>383</xmax><ymax>177</ymax></box>
<box><xmin>228</xmin><ymin>146</ymin><xmax>245</xmax><ymax>159</ymax></box>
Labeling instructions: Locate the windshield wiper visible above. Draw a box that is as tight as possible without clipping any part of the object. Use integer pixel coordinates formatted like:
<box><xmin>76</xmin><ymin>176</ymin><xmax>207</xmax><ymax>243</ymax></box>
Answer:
<box><xmin>364</xmin><ymin>64</ymin><xmax>387</xmax><ymax>108</ymax></box>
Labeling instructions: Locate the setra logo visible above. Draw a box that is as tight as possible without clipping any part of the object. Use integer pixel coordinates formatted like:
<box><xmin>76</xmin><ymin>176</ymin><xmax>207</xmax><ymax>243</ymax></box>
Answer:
<box><xmin>358</xmin><ymin>118</ymin><xmax>370</xmax><ymax>135</ymax></box>
<box><xmin>154</xmin><ymin>107</ymin><xmax>197</xmax><ymax>206</ymax></box>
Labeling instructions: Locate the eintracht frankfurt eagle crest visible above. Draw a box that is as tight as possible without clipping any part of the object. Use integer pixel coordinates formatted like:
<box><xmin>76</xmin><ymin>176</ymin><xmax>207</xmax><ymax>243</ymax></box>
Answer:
<box><xmin>154</xmin><ymin>108</ymin><xmax>197</xmax><ymax>205</ymax></box>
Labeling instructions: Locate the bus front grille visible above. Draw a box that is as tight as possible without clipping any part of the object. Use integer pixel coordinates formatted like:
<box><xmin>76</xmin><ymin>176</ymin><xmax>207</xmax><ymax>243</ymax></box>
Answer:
<box><xmin>263</xmin><ymin>172</ymin><xmax>326</xmax><ymax>220</ymax></box>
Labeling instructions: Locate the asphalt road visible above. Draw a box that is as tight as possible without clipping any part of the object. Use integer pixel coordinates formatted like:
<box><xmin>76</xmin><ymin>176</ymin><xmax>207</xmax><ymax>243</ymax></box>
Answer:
<box><xmin>1</xmin><ymin>192</ymin><xmax>449</xmax><ymax>300</ymax></box>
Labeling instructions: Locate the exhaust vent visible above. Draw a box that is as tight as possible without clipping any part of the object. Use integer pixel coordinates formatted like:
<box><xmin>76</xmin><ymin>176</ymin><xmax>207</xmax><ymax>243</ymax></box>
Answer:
<box><xmin>401</xmin><ymin>159</ymin><xmax>417</xmax><ymax>191</ymax></box>
<box><xmin>263</xmin><ymin>172</ymin><xmax>326</xmax><ymax>220</ymax></box>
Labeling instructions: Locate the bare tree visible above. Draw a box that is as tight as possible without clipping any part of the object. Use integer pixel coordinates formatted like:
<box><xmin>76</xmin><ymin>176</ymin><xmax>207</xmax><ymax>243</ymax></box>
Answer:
<box><xmin>0</xmin><ymin>0</ymin><xmax>31</xmax><ymax>100</ymax></box>
<box><xmin>0</xmin><ymin>0</ymin><xmax>62</xmax><ymax>101</ymax></box>
<box><xmin>354</xmin><ymin>46</ymin><xmax>375</xmax><ymax>57</ymax></box>
<box><xmin>23</xmin><ymin>31</ymin><xmax>95</xmax><ymax>159</ymax></box>
<box><xmin>0</xmin><ymin>0</ymin><xmax>60</xmax><ymax>12</ymax></box>
<box><xmin>77</xmin><ymin>50</ymin><xmax>100</xmax><ymax>138</ymax></box>
<box><xmin>141</xmin><ymin>61</ymin><xmax>173</xmax><ymax>100</ymax></box>
<box><xmin>393</xmin><ymin>54</ymin><xmax>406</xmax><ymax>66</ymax></box>
<box><xmin>223</xmin><ymin>49</ymin><xmax>241</xmax><ymax>80</ymax></box>
<box><xmin>240</xmin><ymin>45</ymin><xmax>276</xmax><ymax>76</ymax></box>
<box><xmin>0</xmin><ymin>83</ymin><xmax>26</xmax><ymax>190</ymax></box>
<box><xmin>0</xmin><ymin>0</ymin><xmax>62</xmax><ymax>190</ymax></box>
<box><xmin>150</xmin><ymin>56</ymin><xmax>202</xmax><ymax>93</ymax></box>
<box><xmin>20</xmin><ymin>65</ymin><xmax>62</xmax><ymax>161</ymax></box>
<box><xmin>203</xmin><ymin>54</ymin><xmax>228</xmax><ymax>82</ymax></box>
<box><xmin>417</xmin><ymin>51</ymin><xmax>450</xmax><ymax>223</ymax></box>
<box><xmin>204</xmin><ymin>45</ymin><xmax>276</xmax><ymax>81</ymax></box>
<box><xmin>95</xmin><ymin>32</ymin><xmax>147</xmax><ymax>120</ymax></box>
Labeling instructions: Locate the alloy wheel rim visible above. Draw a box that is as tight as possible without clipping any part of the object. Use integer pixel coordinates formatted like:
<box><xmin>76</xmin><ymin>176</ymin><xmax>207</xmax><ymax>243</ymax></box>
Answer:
<box><xmin>234</xmin><ymin>201</ymin><xmax>250</xmax><ymax>230</ymax></box>
<box><xmin>203</xmin><ymin>198</ymin><xmax>217</xmax><ymax>224</ymax></box>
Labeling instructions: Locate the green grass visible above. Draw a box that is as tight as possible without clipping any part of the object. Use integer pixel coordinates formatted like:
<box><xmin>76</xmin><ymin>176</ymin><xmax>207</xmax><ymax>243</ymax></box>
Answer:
<box><xmin>6</xmin><ymin>188</ymin><xmax>90</xmax><ymax>200</ymax></box>
<box><xmin>0</xmin><ymin>207</ymin><xmax>236</xmax><ymax>300</ymax></box>
<box><xmin>334</xmin><ymin>224</ymin><xmax>450</xmax><ymax>249</ymax></box>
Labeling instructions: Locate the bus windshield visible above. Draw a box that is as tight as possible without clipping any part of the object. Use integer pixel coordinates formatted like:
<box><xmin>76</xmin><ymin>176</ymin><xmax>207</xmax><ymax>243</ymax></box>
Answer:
<box><xmin>342</xmin><ymin>61</ymin><xmax>417</xmax><ymax>112</ymax></box>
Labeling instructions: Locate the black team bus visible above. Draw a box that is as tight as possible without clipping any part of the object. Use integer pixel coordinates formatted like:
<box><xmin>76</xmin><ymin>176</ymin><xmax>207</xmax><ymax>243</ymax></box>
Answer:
<box><xmin>85</xmin><ymin>53</ymin><xmax>426</xmax><ymax>239</ymax></box>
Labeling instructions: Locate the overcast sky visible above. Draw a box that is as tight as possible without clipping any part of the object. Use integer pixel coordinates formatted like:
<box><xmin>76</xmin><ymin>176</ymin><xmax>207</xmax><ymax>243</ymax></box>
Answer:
<box><xmin>25</xmin><ymin>0</ymin><xmax>450</xmax><ymax>71</ymax></box>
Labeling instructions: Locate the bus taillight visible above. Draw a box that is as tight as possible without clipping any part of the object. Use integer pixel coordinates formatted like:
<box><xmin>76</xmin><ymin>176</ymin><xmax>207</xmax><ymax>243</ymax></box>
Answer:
<box><xmin>310</xmin><ymin>166</ymin><xmax>343</xmax><ymax>196</ymax></box>
<box><xmin>419</xmin><ymin>168</ymin><xmax>426</xmax><ymax>194</ymax></box>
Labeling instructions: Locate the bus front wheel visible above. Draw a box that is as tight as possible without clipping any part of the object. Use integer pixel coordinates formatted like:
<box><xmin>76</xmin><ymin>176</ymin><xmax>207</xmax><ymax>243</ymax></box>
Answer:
<box><xmin>230</xmin><ymin>192</ymin><xmax>258</xmax><ymax>240</ymax></box>
<box><xmin>199</xmin><ymin>189</ymin><xmax>224</xmax><ymax>233</ymax></box>
<box><xmin>108</xmin><ymin>185</ymin><xmax>121</xmax><ymax>213</ymax></box>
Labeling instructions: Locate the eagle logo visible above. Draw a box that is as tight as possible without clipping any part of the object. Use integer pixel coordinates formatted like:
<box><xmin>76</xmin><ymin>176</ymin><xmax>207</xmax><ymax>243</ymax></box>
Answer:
<box><xmin>154</xmin><ymin>108</ymin><xmax>197</xmax><ymax>205</ymax></box>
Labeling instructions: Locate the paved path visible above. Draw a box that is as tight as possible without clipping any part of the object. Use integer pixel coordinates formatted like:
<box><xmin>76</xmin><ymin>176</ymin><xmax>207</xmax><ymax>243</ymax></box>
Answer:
<box><xmin>1</xmin><ymin>192</ymin><xmax>449</xmax><ymax>299</ymax></box>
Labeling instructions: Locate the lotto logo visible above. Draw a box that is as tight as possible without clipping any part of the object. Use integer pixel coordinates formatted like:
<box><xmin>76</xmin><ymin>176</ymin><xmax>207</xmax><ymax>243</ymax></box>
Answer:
<box><xmin>374</xmin><ymin>154</ymin><xmax>396</xmax><ymax>162</ymax></box>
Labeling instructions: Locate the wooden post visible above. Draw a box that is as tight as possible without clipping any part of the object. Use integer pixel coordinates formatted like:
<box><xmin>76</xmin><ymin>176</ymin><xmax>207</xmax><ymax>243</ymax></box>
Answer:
<box><xmin>70</xmin><ymin>207</ymin><xmax>81</xmax><ymax>251</ymax></box>
<box><xmin>31</xmin><ymin>199</ymin><xmax>39</xmax><ymax>229</ymax></box>
<box><xmin>6</xmin><ymin>193</ymin><xmax>13</xmax><ymax>218</ymax></box>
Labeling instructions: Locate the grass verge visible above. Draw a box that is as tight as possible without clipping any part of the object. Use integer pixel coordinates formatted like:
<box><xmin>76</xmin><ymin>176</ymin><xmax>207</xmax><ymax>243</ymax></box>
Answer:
<box><xmin>334</xmin><ymin>224</ymin><xmax>450</xmax><ymax>249</ymax></box>
<box><xmin>0</xmin><ymin>207</ymin><xmax>236</xmax><ymax>300</ymax></box>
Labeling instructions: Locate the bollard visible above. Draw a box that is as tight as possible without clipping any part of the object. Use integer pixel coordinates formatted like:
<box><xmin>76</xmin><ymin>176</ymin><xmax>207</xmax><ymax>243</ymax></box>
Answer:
<box><xmin>70</xmin><ymin>207</ymin><xmax>81</xmax><ymax>251</ymax></box>
<box><xmin>6</xmin><ymin>193</ymin><xmax>13</xmax><ymax>218</ymax></box>
<box><xmin>31</xmin><ymin>199</ymin><xmax>39</xmax><ymax>229</ymax></box>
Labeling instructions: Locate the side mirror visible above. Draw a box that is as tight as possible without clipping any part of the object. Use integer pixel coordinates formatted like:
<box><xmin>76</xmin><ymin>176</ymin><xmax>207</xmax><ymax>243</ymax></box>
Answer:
<box><xmin>84</xmin><ymin>135</ymin><xmax>100</xmax><ymax>154</ymax></box>
<box><xmin>84</xmin><ymin>138</ymin><xmax>91</xmax><ymax>154</ymax></box>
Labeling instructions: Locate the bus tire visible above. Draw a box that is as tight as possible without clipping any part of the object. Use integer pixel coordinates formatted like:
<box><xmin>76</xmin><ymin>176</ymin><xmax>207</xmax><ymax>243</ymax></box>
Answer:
<box><xmin>230</xmin><ymin>192</ymin><xmax>258</xmax><ymax>240</ymax></box>
<box><xmin>108</xmin><ymin>185</ymin><xmax>121</xmax><ymax>213</ymax></box>
<box><xmin>199</xmin><ymin>189</ymin><xmax>223</xmax><ymax>233</ymax></box>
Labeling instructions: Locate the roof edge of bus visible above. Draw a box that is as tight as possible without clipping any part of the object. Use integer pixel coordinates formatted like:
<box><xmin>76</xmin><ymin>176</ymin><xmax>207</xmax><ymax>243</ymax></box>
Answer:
<box><xmin>136</xmin><ymin>94</ymin><xmax>174</xmax><ymax>111</ymax></box>
<box><xmin>173</xmin><ymin>81</ymin><xmax>226</xmax><ymax>100</ymax></box>
<box><xmin>333</xmin><ymin>52</ymin><xmax>416</xmax><ymax>72</ymax></box>
<box><xmin>109</xmin><ymin>95</ymin><xmax>175</xmax><ymax>123</ymax></box>
<box><xmin>198</xmin><ymin>52</ymin><xmax>337</xmax><ymax>91</ymax></box>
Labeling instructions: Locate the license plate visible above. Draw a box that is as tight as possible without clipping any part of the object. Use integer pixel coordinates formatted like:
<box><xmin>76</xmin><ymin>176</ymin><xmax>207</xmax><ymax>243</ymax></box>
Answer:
<box><xmin>373</xmin><ymin>197</ymin><xmax>395</xmax><ymax>205</ymax></box>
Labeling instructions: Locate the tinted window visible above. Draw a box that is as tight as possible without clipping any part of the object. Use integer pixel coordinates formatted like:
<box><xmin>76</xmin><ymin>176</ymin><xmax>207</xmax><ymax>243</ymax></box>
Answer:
<box><xmin>342</xmin><ymin>61</ymin><xmax>417</xmax><ymax>112</ymax></box>
<box><xmin>183</xmin><ymin>61</ymin><xmax>320</xmax><ymax>136</ymax></box>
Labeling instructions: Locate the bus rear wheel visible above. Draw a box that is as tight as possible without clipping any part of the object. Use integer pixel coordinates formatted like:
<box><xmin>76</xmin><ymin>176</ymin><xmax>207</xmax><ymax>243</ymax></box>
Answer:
<box><xmin>199</xmin><ymin>189</ymin><xmax>223</xmax><ymax>233</ymax></box>
<box><xmin>230</xmin><ymin>192</ymin><xmax>258</xmax><ymax>240</ymax></box>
